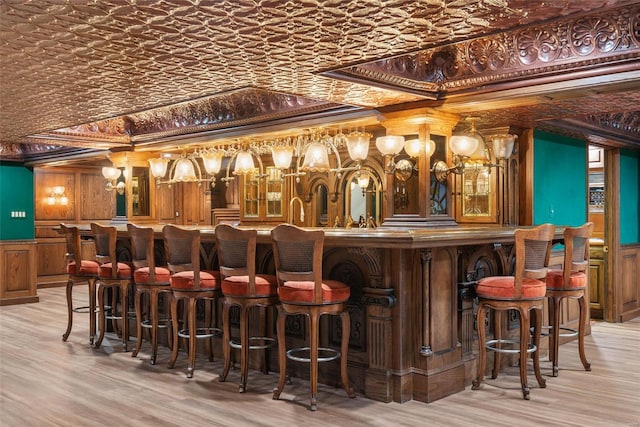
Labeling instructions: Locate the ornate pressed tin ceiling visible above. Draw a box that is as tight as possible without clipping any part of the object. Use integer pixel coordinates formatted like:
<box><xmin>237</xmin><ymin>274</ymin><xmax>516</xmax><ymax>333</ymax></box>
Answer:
<box><xmin>0</xmin><ymin>0</ymin><xmax>639</xmax><ymax>162</ymax></box>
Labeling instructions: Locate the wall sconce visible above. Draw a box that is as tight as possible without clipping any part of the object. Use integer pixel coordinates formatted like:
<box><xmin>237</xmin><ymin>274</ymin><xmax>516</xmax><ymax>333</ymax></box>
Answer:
<box><xmin>377</xmin><ymin>135</ymin><xmax>436</xmax><ymax>174</ymax></box>
<box><xmin>431</xmin><ymin>118</ymin><xmax>517</xmax><ymax>182</ymax></box>
<box><xmin>102</xmin><ymin>166</ymin><xmax>125</xmax><ymax>194</ymax></box>
<box><xmin>47</xmin><ymin>186</ymin><xmax>69</xmax><ymax>206</ymax></box>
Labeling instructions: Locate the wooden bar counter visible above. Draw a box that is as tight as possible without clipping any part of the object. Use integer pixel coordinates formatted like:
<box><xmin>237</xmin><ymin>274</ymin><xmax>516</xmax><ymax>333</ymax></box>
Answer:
<box><xmin>74</xmin><ymin>223</ymin><xmax>561</xmax><ymax>404</ymax></box>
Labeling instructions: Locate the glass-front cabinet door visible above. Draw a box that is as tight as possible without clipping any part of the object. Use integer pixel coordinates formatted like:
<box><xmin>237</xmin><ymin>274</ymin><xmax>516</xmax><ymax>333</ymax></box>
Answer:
<box><xmin>266</xmin><ymin>167</ymin><xmax>283</xmax><ymax>217</ymax></box>
<box><xmin>454</xmin><ymin>160</ymin><xmax>498</xmax><ymax>223</ymax></box>
<box><xmin>240</xmin><ymin>166</ymin><xmax>287</xmax><ymax>222</ymax></box>
<box><xmin>243</xmin><ymin>171</ymin><xmax>259</xmax><ymax>218</ymax></box>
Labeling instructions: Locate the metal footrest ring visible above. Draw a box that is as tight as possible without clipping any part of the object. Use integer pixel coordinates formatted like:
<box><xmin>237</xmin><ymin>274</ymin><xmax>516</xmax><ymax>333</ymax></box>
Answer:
<box><xmin>286</xmin><ymin>346</ymin><xmax>340</xmax><ymax>363</ymax></box>
<box><xmin>72</xmin><ymin>305</ymin><xmax>90</xmax><ymax>314</ymax></box>
<box><xmin>229</xmin><ymin>336</ymin><xmax>276</xmax><ymax>351</ymax></box>
<box><xmin>141</xmin><ymin>318</ymin><xmax>171</xmax><ymax>329</ymax></box>
<box><xmin>486</xmin><ymin>339</ymin><xmax>536</xmax><ymax>355</ymax></box>
<box><xmin>178</xmin><ymin>327</ymin><xmax>222</xmax><ymax>340</ymax></box>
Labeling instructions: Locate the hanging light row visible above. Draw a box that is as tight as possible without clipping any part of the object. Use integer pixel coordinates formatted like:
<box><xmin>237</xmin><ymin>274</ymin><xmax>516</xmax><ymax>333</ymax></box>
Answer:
<box><xmin>147</xmin><ymin>128</ymin><xmax>373</xmax><ymax>187</ymax></box>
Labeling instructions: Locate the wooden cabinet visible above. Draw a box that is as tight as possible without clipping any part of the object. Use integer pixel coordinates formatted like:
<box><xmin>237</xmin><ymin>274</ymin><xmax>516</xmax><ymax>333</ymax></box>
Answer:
<box><xmin>240</xmin><ymin>166</ymin><xmax>287</xmax><ymax>223</ymax></box>
<box><xmin>0</xmin><ymin>240</ymin><xmax>38</xmax><ymax>305</ymax></box>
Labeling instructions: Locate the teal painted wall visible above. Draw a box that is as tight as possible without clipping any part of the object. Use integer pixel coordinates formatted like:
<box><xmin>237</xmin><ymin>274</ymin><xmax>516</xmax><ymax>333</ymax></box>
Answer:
<box><xmin>620</xmin><ymin>149</ymin><xmax>640</xmax><ymax>244</ymax></box>
<box><xmin>0</xmin><ymin>162</ymin><xmax>35</xmax><ymax>240</ymax></box>
<box><xmin>533</xmin><ymin>130</ymin><xmax>587</xmax><ymax>227</ymax></box>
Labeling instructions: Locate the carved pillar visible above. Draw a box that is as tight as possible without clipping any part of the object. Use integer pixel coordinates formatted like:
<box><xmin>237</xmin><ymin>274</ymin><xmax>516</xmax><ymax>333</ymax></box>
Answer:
<box><xmin>420</xmin><ymin>249</ymin><xmax>433</xmax><ymax>356</ymax></box>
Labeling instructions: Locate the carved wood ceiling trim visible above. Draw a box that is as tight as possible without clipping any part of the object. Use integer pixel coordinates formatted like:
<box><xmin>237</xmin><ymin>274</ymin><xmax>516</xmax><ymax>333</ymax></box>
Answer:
<box><xmin>324</xmin><ymin>4</ymin><xmax>640</xmax><ymax>98</ymax></box>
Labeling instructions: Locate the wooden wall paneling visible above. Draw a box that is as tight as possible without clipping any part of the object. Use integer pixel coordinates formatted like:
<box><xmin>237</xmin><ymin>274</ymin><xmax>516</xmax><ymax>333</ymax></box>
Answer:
<box><xmin>79</xmin><ymin>172</ymin><xmax>114</xmax><ymax>220</ymax></box>
<box><xmin>34</xmin><ymin>170</ymin><xmax>75</xmax><ymax>221</ymax></box>
<box><xmin>155</xmin><ymin>183</ymin><xmax>176</xmax><ymax>223</ymax></box>
<box><xmin>0</xmin><ymin>241</ymin><xmax>38</xmax><ymax>305</ymax></box>
<box><xmin>35</xmin><ymin>239</ymin><xmax>67</xmax><ymax>287</ymax></box>
<box><xmin>619</xmin><ymin>245</ymin><xmax>640</xmax><ymax>322</ymax></box>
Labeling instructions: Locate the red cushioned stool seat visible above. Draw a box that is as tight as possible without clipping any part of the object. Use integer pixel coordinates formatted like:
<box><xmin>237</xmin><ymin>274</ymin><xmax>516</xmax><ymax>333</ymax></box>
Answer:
<box><xmin>278</xmin><ymin>279</ymin><xmax>350</xmax><ymax>304</ymax></box>
<box><xmin>545</xmin><ymin>269</ymin><xmax>587</xmax><ymax>290</ymax></box>
<box><xmin>476</xmin><ymin>276</ymin><xmax>547</xmax><ymax>300</ymax></box>
<box><xmin>221</xmin><ymin>274</ymin><xmax>277</xmax><ymax>297</ymax></box>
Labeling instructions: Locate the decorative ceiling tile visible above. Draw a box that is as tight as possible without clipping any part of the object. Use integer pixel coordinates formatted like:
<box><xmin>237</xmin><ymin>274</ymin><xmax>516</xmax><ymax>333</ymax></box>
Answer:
<box><xmin>0</xmin><ymin>0</ymin><xmax>638</xmax><ymax>162</ymax></box>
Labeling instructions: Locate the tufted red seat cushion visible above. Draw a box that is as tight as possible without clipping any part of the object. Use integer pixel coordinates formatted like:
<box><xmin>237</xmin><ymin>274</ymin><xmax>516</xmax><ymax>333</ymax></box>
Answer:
<box><xmin>278</xmin><ymin>279</ymin><xmax>350</xmax><ymax>304</ymax></box>
<box><xmin>476</xmin><ymin>276</ymin><xmax>546</xmax><ymax>300</ymax></box>
<box><xmin>67</xmin><ymin>260</ymin><xmax>100</xmax><ymax>276</ymax></box>
<box><xmin>545</xmin><ymin>269</ymin><xmax>587</xmax><ymax>290</ymax></box>
<box><xmin>170</xmin><ymin>270</ymin><xmax>220</xmax><ymax>290</ymax></box>
<box><xmin>98</xmin><ymin>262</ymin><xmax>132</xmax><ymax>279</ymax></box>
<box><xmin>134</xmin><ymin>266</ymin><xmax>171</xmax><ymax>284</ymax></box>
<box><xmin>221</xmin><ymin>274</ymin><xmax>277</xmax><ymax>297</ymax></box>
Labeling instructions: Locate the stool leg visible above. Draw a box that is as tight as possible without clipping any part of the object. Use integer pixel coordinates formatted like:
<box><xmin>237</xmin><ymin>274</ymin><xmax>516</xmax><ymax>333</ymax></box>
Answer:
<box><xmin>309</xmin><ymin>310</ymin><xmax>320</xmax><ymax>411</ymax></box>
<box><xmin>518</xmin><ymin>307</ymin><xmax>530</xmax><ymax>400</ymax></box>
<box><xmin>219</xmin><ymin>301</ymin><xmax>232</xmax><ymax>382</ymax></box>
<box><xmin>577</xmin><ymin>294</ymin><xmax>591</xmax><ymax>372</ymax></box>
<box><xmin>121</xmin><ymin>281</ymin><xmax>130</xmax><ymax>352</ymax></box>
<box><xmin>492</xmin><ymin>309</ymin><xmax>502</xmax><ymax>379</ymax></box>
<box><xmin>533</xmin><ymin>307</ymin><xmax>546</xmax><ymax>389</ymax></box>
<box><xmin>340</xmin><ymin>310</ymin><xmax>355</xmax><ymax>398</ymax></box>
<box><xmin>62</xmin><ymin>279</ymin><xmax>74</xmax><ymax>341</ymax></box>
<box><xmin>149</xmin><ymin>288</ymin><xmax>160</xmax><ymax>365</ymax></box>
<box><xmin>165</xmin><ymin>292</ymin><xmax>173</xmax><ymax>351</ymax></box>
<box><xmin>472</xmin><ymin>303</ymin><xmax>486</xmax><ymax>390</ymax></box>
<box><xmin>239</xmin><ymin>304</ymin><xmax>250</xmax><ymax>393</ymax></box>
<box><xmin>168</xmin><ymin>295</ymin><xmax>180</xmax><ymax>369</ymax></box>
<box><xmin>95</xmin><ymin>283</ymin><xmax>107</xmax><ymax>349</ymax></box>
<box><xmin>272</xmin><ymin>306</ymin><xmax>287</xmax><ymax>400</ymax></box>
<box><xmin>132</xmin><ymin>288</ymin><xmax>144</xmax><ymax>358</ymax></box>
<box><xmin>204</xmin><ymin>299</ymin><xmax>213</xmax><ymax>363</ymax></box>
<box><xmin>187</xmin><ymin>297</ymin><xmax>197</xmax><ymax>379</ymax></box>
<box><xmin>88</xmin><ymin>278</ymin><xmax>97</xmax><ymax>345</ymax></box>
<box><xmin>551</xmin><ymin>295</ymin><xmax>561</xmax><ymax>377</ymax></box>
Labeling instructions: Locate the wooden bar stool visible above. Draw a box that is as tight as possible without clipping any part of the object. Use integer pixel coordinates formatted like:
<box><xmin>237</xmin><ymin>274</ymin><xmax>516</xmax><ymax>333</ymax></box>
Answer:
<box><xmin>545</xmin><ymin>222</ymin><xmax>594</xmax><ymax>377</ymax></box>
<box><xmin>215</xmin><ymin>224</ymin><xmax>278</xmax><ymax>393</ymax></box>
<box><xmin>163</xmin><ymin>224</ymin><xmax>221</xmax><ymax>379</ymax></box>
<box><xmin>472</xmin><ymin>223</ymin><xmax>555</xmax><ymax>400</ymax></box>
<box><xmin>60</xmin><ymin>224</ymin><xmax>100</xmax><ymax>344</ymax></box>
<box><xmin>128</xmin><ymin>224</ymin><xmax>172</xmax><ymax>365</ymax></box>
<box><xmin>91</xmin><ymin>223</ymin><xmax>134</xmax><ymax>351</ymax></box>
<box><xmin>271</xmin><ymin>224</ymin><xmax>355</xmax><ymax>411</ymax></box>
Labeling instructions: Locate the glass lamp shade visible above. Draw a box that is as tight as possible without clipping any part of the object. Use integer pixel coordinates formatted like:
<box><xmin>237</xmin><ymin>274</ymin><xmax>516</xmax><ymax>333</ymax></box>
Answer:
<box><xmin>426</xmin><ymin>139</ymin><xmax>436</xmax><ymax>157</ymax></box>
<box><xmin>375</xmin><ymin>135</ymin><xmax>405</xmax><ymax>156</ymax></box>
<box><xmin>404</xmin><ymin>139</ymin><xmax>425</xmax><ymax>158</ymax></box>
<box><xmin>346</xmin><ymin>132</ymin><xmax>371</xmax><ymax>161</ymax></box>
<box><xmin>271</xmin><ymin>145</ymin><xmax>295</xmax><ymax>169</ymax></box>
<box><xmin>301</xmin><ymin>142</ymin><xmax>331</xmax><ymax>172</ymax></box>
<box><xmin>148</xmin><ymin>158</ymin><xmax>169</xmax><ymax>178</ymax></box>
<box><xmin>47</xmin><ymin>196</ymin><xmax>56</xmax><ymax>206</ymax></box>
<box><xmin>233</xmin><ymin>150</ymin><xmax>257</xmax><ymax>175</ymax></box>
<box><xmin>59</xmin><ymin>196</ymin><xmax>69</xmax><ymax>206</ymax></box>
<box><xmin>202</xmin><ymin>151</ymin><xmax>223</xmax><ymax>175</ymax></box>
<box><xmin>173</xmin><ymin>158</ymin><xmax>197</xmax><ymax>182</ymax></box>
<box><xmin>102</xmin><ymin>166</ymin><xmax>121</xmax><ymax>181</ymax></box>
<box><xmin>449</xmin><ymin>134</ymin><xmax>480</xmax><ymax>157</ymax></box>
<box><xmin>491</xmin><ymin>134</ymin><xmax>517</xmax><ymax>159</ymax></box>
<box><xmin>357</xmin><ymin>173</ymin><xmax>370</xmax><ymax>189</ymax></box>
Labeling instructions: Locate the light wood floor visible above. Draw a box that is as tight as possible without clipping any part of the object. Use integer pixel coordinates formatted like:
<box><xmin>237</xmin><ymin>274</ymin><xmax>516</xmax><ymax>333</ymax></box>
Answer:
<box><xmin>1</xmin><ymin>286</ymin><xmax>639</xmax><ymax>427</ymax></box>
